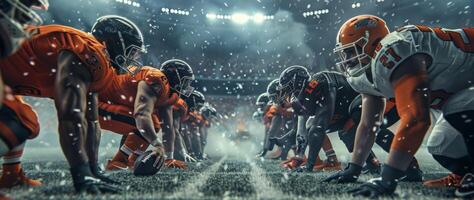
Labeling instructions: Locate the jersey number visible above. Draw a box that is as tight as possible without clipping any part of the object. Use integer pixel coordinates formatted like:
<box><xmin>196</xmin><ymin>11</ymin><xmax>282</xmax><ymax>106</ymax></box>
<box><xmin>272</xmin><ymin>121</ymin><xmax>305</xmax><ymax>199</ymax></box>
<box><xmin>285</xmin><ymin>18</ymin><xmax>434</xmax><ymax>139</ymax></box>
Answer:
<box><xmin>379</xmin><ymin>47</ymin><xmax>401</xmax><ymax>69</ymax></box>
<box><xmin>304</xmin><ymin>80</ymin><xmax>319</xmax><ymax>94</ymax></box>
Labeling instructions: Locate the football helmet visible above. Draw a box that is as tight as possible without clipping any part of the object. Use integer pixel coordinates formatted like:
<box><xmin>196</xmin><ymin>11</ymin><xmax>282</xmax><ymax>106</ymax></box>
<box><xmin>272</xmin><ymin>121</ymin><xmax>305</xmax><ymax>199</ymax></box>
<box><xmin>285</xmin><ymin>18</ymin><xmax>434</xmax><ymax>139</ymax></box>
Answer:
<box><xmin>267</xmin><ymin>79</ymin><xmax>284</xmax><ymax>105</ymax></box>
<box><xmin>185</xmin><ymin>90</ymin><xmax>205</xmax><ymax>111</ymax></box>
<box><xmin>277</xmin><ymin>65</ymin><xmax>310</xmax><ymax>99</ymax></box>
<box><xmin>0</xmin><ymin>0</ymin><xmax>48</xmax><ymax>57</ymax></box>
<box><xmin>91</xmin><ymin>15</ymin><xmax>146</xmax><ymax>75</ymax></box>
<box><xmin>160</xmin><ymin>59</ymin><xmax>195</xmax><ymax>97</ymax></box>
<box><xmin>334</xmin><ymin>15</ymin><xmax>389</xmax><ymax>77</ymax></box>
<box><xmin>255</xmin><ymin>92</ymin><xmax>270</xmax><ymax>108</ymax></box>
<box><xmin>200</xmin><ymin>104</ymin><xmax>218</xmax><ymax>120</ymax></box>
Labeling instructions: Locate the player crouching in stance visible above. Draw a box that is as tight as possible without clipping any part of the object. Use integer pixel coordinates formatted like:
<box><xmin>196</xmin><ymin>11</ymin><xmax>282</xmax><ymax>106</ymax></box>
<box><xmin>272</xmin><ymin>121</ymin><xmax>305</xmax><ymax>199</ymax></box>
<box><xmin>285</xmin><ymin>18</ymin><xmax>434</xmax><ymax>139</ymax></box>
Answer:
<box><xmin>99</xmin><ymin>59</ymin><xmax>195</xmax><ymax>171</ymax></box>
<box><xmin>332</xmin><ymin>15</ymin><xmax>474</xmax><ymax>198</ymax></box>
<box><xmin>278</xmin><ymin>66</ymin><xmax>394</xmax><ymax>173</ymax></box>
<box><xmin>266</xmin><ymin>79</ymin><xmax>340</xmax><ymax>169</ymax></box>
<box><xmin>0</xmin><ymin>14</ymin><xmax>148</xmax><ymax>193</ymax></box>
<box><xmin>0</xmin><ymin>0</ymin><xmax>48</xmax><ymax>190</ymax></box>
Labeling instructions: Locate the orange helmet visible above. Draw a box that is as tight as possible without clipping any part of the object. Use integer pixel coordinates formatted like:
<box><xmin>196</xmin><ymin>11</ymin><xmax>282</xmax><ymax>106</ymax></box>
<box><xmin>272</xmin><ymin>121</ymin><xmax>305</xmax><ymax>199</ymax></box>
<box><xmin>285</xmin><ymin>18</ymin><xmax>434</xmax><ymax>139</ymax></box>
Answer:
<box><xmin>334</xmin><ymin>15</ymin><xmax>389</xmax><ymax>77</ymax></box>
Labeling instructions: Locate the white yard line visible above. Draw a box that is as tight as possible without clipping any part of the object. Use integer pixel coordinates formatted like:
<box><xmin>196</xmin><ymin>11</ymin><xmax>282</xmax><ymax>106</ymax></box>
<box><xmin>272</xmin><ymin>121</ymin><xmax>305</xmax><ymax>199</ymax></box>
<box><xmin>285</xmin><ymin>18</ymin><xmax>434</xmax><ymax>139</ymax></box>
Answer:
<box><xmin>247</xmin><ymin>158</ymin><xmax>288</xmax><ymax>199</ymax></box>
<box><xmin>170</xmin><ymin>156</ymin><xmax>227</xmax><ymax>199</ymax></box>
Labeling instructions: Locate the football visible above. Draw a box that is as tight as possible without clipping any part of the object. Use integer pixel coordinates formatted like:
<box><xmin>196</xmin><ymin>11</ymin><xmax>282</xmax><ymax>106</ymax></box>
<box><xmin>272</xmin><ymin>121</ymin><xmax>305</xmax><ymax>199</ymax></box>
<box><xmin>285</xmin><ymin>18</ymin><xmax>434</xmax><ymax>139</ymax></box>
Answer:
<box><xmin>133</xmin><ymin>150</ymin><xmax>165</xmax><ymax>176</ymax></box>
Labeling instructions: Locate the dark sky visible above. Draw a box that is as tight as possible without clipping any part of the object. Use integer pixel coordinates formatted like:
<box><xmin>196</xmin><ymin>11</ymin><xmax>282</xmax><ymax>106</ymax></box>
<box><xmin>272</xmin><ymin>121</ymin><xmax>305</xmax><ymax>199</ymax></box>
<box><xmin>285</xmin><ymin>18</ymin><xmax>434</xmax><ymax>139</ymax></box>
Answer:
<box><xmin>40</xmin><ymin>0</ymin><xmax>473</xmax><ymax>80</ymax></box>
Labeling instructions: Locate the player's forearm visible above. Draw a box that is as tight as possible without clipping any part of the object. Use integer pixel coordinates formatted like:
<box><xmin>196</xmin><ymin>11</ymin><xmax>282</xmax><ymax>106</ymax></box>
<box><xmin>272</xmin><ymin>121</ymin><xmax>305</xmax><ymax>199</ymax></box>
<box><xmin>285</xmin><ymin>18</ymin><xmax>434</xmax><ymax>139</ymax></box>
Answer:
<box><xmin>134</xmin><ymin>113</ymin><xmax>160</xmax><ymax>147</ymax></box>
<box><xmin>162</xmin><ymin>122</ymin><xmax>176</xmax><ymax>156</ymax></box>
<box><xmin>351</xmin><ymin>123</ymin><xmax>377</xmax><ymax>166</ymax></box>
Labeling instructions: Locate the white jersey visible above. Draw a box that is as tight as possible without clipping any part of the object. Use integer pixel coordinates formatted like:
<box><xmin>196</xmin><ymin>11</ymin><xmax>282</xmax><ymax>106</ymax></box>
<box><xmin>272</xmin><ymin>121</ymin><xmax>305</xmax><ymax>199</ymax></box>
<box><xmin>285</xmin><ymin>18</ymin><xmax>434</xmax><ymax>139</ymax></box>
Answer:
<box><xmin>350</xmin><ymin>25</ymin><xmax>474</xmax><ymax>111</ymax></box>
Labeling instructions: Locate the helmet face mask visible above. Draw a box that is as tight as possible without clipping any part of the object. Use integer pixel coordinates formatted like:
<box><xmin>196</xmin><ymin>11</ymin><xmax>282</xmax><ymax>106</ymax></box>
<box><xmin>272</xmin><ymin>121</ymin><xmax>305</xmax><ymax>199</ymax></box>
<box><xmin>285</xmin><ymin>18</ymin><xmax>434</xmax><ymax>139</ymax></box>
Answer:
<box><xmin>278</xmin><ymin>73</ymin><xmax>307</xmax><ymax>101</ymax></box>
<box><xmin>114</xmin><ymin>44</ymin><xmax>146</xmax><ymax>75</ymax></box>
<box><xmin>160</xmin><ymin>59</ymin><xmax>195</xmax><ymax>97</ymax></box>
<box><xmin>277</xmin><ymin>81</ymin><xmax>295</xmax><ymax>102</ymax></box>
<box><xmin>176</xmin><ymin>75</ymin><xmax>194</xmax><ymax>97</ymax></box>
<box><xmin>334</xmin><ymin>35</ymin><xmax>370</xmax><ymax>77</ymax></box>
<box><xmin>255</xmin><ymin>93</ymin><xmax>270</xmax><ymax>110</ymax></box>
<box><xmin>267</xmin><ymin>79</ymin><xmax>285</xmax><ymax>105</ymax></box>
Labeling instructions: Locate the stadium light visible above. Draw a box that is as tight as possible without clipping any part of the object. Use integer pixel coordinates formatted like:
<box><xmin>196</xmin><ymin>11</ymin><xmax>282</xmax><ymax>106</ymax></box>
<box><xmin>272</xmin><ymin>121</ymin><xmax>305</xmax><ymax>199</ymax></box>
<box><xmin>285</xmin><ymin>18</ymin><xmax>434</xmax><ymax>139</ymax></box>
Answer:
<box><xmin>161</xmin><ymin>7</ymin><xmax>190</xmax><ymax>16</ymax></box>
<box><xmin>232</xmin><ymin>13</ymin><xmax>250</xmax><ymax>24</ymax></box>
<box><xmin>206</xmin><ymin>12</ymin><xmax>273</xmax><ymax>24</ymax></box>
<box><xmin>253</xmin><ymin>13</ymin><xmax>265</xmax><ymax>24</ymax></box>
<box><xmin>302</xmin><ymin>9</ymin><xmax>329</xmax><ymax>17</ymax></box>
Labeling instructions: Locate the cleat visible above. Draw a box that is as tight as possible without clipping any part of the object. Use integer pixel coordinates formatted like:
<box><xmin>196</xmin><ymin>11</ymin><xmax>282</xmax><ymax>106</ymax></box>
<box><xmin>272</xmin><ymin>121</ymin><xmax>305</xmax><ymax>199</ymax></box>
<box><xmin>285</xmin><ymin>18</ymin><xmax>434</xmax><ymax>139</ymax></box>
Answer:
<box><xmin>281</xmin><ymin>157</ymin><xmax>307</xmax><ymax>170</ymax></box>
<box><xmin>456</xmin><ymin>173</ymin><xmax>474</xmax><ymax>198</ymax></box>
<box><xmin>0</xmin><ymin>169</ymin><xmax>42</xmax><ymax>188</ymax></box>
<box><xmin>423</xmin><ymin>173</ymin><xmax>462</xmax><ymax>188</ymax></box>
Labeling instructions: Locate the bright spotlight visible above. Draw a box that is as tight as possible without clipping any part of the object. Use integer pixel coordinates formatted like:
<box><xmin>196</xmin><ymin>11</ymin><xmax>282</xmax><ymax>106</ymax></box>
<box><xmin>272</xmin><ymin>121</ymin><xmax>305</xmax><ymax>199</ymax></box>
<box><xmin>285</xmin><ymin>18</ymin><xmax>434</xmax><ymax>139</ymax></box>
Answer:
<box><xmin>231</xmin><ymin>13</ymin><xmax>250</xmax><ymax>24</ymax></box>
<box><xmin>206</xmin><ymin>13</ymin><xmax>217</xmax><ymax>20</ymax></box>
<box><xmin>253</xmin><ymin>13</ymin><xmax>265</xmax><ymax>24</ymax></box>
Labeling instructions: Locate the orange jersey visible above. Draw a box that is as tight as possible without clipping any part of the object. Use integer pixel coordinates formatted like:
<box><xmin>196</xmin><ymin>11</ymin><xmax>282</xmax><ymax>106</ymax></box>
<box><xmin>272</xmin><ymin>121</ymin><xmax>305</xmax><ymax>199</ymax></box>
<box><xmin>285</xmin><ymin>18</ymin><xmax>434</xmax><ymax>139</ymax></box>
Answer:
<box><xmin>0</xmin><ymin>25</ymin><xmax>115</xmax><ymax>97</ymax></box>
<box><xmin>99</xmin><ymin>66</ymin><xmax>179</xmax><ymax>109</ymax></box>
<box><xmin>98</xmin><ymin>102</ymin><xmax>161</xmax><ymax>135</ymax></box>
<box><xmin>173</xmin><ymin>98</ymin><xmax>189</xmax><ymax>121</ymax></box>
<box><xmin>0</xmin><ymin>88</ymin><xmax>40</xmax><ymax>148</ymax></box>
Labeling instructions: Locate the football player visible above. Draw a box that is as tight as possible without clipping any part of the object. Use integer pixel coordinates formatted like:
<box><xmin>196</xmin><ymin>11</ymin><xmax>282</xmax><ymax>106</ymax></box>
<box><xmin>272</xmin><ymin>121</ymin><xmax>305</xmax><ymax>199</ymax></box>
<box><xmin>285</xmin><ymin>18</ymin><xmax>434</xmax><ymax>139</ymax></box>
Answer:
<box><xmin>198</xmin><ymin>104</ymin><xmax>217</xmax><ymax>158</ymax></box>
<box><xmin>98</xmin><ymin>102</ymin><xmax>163</xmax><ymax>170</ymax></box>
<box><xmin>264</xmin><ymin>79</ymin><xmax>341</xmax><ymax>170</ymax></box>
<box><xmin>276</xmin><ymin>67</ymin><xmax>375</xmax><ymax>173</ymax></box>
<box><xmin>0</xmin><ymin>0</ymin><xmax>48</xmax><ymax>104</ymax></box>
<box><xmin>252</xmin><ymin>93</ymin><xmax>270</xmax><ymax>121</ymax></box>
<box><xmin>0</xmin><ymin>0</ymin><xmax>48</xmax><ymax>190</ymax></box>
<box><xmin>173</xmin><ymin>97</ymin><xmax>196</xmax><ymax>163</ymax></box>
<box><xmin>182</xmin><ymin>90</ymin><xmax>206</xmax><ymax>160</ymax></box>
<box><xmin>333</xmin><ymin>15</ymin><xmax>474</xmax><ymax>197</ymax></box>
<box><xmin>0</xmin><ymin>15</ymin><xmax>147</xmax><ymax>193</ymax></box>
<box><xmin>99</xmin><ymin>59</ymin><xmax>194</xmax><ymax>170</ymax></box>
<box><xmin>262</xmin><ymin>79</ymin><xmax>295</xmax><ymax>160</ymax></box>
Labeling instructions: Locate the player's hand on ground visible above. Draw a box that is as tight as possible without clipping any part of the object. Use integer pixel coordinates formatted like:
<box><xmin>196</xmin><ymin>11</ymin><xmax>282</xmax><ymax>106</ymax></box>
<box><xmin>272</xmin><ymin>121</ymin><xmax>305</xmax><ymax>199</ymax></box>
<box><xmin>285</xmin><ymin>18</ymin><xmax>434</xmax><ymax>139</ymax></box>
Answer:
<box><xmin>281</xmin><ymin>157</ymin><xmax>307</xmax><ymax>170</ymax></box>
<box><xmin>348</xmin><ymin>177</ymin><xmax>396</xmax><ymax>198</ymax></box>
<box><xmin>165</xmin><ymin>159</ymin><xmax>188</xmax><ymax>169</ymax></box>
<box><xmin>323</xmin><ymin>163</ymin><xmax>362</xmax><ymax>183</ymax></box>
<box><xmin>90</xmin><ymin>164</ymin><xmax>121</xmax><ymax>185</ymax></box>
<box><xmin>183</xmin><ymin>152</ymin><xmax>197</xmax><ymax>162</ymax></box>
<box><xmin>75</xmin><ymin>176</ymin><xmax>122</xmax><ymax>194</ymax></box>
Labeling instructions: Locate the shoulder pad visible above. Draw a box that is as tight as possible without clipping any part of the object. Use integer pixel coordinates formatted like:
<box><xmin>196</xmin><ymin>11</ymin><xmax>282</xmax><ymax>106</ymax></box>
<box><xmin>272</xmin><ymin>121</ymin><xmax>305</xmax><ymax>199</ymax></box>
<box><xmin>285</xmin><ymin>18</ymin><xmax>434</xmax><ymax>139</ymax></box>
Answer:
<box><xmin>372</xmin><ymin>31</ymin><xmax>420</xmax><ymax>97</ymax></box>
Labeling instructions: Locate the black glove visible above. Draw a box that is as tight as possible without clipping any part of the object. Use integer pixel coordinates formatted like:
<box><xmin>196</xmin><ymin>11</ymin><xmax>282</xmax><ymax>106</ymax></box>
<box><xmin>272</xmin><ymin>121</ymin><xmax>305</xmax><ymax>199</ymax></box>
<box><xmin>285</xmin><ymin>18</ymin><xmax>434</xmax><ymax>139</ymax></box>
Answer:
<box><xmin>71</xmin><ymin>164</ymin><xmax>122</xmax><ymax>194</ymax></box>
<box><xmin>323</xmin><ymin>163</ymin><xmax>362</xmax><ymax>183</ymax></box>
<box><xmin>348</xmin><ymin>177</ymin><xmax>397</xmax><ymax>198</ymax></box>
<box><xmin>348</xmin><ymin>165</ymin><xmax>404</xmax><ymax>198</ymax></box>
<box><xmin>90</xmin><ymin>163</ymin><xmax>121</xmax><ymax>185</ymax></box>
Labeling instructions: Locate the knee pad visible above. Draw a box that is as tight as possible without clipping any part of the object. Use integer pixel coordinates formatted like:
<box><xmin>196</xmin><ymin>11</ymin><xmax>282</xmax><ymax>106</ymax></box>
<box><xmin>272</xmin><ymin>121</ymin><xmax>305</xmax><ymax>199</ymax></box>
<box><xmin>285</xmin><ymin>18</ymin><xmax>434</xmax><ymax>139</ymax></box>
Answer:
<box><xmin>427</xmin><ymin>116</ymin><xmax>468</xmax><ymax>158</ymax></box>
